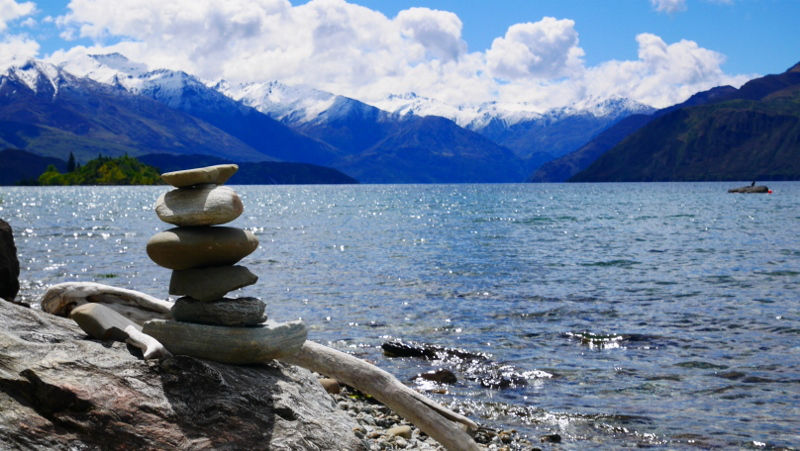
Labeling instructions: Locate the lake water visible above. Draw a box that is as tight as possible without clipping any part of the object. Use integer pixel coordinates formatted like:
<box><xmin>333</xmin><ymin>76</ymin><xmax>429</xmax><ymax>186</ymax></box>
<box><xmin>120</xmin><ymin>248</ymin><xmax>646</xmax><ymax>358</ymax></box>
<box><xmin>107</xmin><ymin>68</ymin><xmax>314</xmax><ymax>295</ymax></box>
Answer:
<box><xmin>3</xmin><ymin>182</ymin><xmax>799</xmax><ymax>449</ymax></box>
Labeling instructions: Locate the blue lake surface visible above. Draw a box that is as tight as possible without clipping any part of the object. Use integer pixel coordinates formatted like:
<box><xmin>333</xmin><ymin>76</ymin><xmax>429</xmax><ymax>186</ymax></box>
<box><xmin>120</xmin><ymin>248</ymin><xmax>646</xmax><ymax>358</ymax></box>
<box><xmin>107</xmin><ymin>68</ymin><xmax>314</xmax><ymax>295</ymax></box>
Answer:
<box><xmin>3</xmin><ymin>182</ymin><xmax>800</xmax><ymax>449</ymax></box>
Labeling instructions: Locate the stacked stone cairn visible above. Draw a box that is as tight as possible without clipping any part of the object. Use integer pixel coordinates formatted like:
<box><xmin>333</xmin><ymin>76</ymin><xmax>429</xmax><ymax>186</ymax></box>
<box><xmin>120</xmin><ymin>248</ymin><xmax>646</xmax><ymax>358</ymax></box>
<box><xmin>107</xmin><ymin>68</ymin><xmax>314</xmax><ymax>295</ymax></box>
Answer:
<box><xmin>142</xmin><ymin>164</ymin><xmax>307</xmax><ymax>365</ymax></box>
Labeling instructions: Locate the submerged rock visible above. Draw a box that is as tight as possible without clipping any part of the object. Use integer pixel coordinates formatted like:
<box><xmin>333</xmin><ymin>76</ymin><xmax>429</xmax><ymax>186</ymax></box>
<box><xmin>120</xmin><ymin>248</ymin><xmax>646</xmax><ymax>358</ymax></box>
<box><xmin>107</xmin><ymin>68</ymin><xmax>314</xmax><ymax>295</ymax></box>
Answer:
<box><xmin>414</xmin><ymin>368</ymin><xmax>458</xmax><ymax>385</ymax></box>
<box><xmin>0</xmin><ymin>299</ymin><xmax>366</xmax><ymax>450</ymax></box>
<box><xmin>383</xmin><ymin>339</ymin><xmax>543</xmax><ymax>389</ymax></box>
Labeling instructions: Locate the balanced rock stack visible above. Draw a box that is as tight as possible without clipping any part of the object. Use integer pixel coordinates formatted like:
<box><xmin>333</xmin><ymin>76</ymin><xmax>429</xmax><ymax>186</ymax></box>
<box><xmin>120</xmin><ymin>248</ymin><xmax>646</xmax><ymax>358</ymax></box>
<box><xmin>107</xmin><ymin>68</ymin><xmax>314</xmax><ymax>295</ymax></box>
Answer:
<box><xmin>142</xmin><ymin>164</ymin><xmax>307</xmax><ymax>364</ymax></box>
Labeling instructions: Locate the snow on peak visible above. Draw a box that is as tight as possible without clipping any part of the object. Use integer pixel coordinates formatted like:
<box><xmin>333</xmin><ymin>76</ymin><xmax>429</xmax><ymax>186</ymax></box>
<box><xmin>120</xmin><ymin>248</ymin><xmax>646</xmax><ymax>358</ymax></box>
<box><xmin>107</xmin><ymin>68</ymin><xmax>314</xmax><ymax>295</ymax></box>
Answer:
<box><xmin>372</xmin><ymin>92</ymin><xmax>654</xmax><ymax>130</ymax></box>
<box><xmin>215</xmin><ymin>79</ymin><xmax>337</xmax><ymax>123</ymax></box>
<box><xmin>58</xmin><ymin>53</ymin><xmax>212</xmax><ymax>108</ymax></box>
<box><xmin>3</xmin><ymin>59</ymin><xmax>65</xmax><ymax>95</ymax></box>
<box><xmin>58</xmin><ymin>53</ymin><xmax>149</xmax><ymax>89</ymax></box>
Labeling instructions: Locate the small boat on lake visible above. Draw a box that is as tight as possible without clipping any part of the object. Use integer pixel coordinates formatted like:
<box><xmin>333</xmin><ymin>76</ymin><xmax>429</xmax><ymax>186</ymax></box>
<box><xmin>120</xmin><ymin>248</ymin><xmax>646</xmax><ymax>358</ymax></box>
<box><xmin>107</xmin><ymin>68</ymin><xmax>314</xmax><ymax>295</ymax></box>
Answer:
<box><xmin>728</xmin><ymin>182</ymin><xmax>770</xmax><ymax>193</ymax></box>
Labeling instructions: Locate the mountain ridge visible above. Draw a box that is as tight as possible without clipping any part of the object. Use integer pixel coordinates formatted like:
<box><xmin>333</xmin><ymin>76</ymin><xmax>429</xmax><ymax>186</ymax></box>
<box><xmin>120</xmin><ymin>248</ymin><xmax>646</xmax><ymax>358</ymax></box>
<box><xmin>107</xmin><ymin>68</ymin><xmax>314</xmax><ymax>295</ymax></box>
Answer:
<box><xmin>569</xmin><ymin>62</ymin><xmax>800</xmax><ymax>182</ymax></box>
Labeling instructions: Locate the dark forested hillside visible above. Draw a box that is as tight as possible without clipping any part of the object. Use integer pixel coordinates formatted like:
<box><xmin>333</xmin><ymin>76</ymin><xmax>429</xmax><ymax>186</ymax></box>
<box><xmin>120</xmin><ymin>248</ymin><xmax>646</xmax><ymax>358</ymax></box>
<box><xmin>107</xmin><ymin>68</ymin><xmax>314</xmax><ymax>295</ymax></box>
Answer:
<box><xmin>571</xmin><ymin>85</ymin><xmax>800</xmax><ymax>181</ymax></box>
<box><xmin>568</xmin><ymin>63</ymin><xmax>800</xmax><ymax>182</ymax></box>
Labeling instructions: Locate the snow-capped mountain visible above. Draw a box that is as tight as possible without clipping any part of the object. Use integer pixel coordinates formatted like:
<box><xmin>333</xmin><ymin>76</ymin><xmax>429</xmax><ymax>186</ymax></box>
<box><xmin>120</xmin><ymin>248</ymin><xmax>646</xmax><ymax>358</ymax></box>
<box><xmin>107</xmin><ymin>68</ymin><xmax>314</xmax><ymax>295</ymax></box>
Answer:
<box><xmin>6</xmin><ymin>53</ymin><xmax>661</xmax><ymax>182</ymax></box>
<box><xmin>369</xmin><ymin>91</ymin><xmax>655</xmax><ymax>165</ymax></box>
<box><xmin>57</xmin><ymin>53</ymin><xmax>341</xmax><ymax>165</ymax></box>
<box><xmin>373</xmin><ymin>91</ymin><xmax>654</xmax><ymax>130</ymax></box>
<box><xmin>1</xmin><ymin>59</ymin><xmax>72</xmax><ymax>97</ymax></box>
<box><xmin>215</xmin><ymin>80</ymin><xmax>340</xmax><ymax>125</ymax></box>
<box><xmin>60</xmin><ymin>53</ymin><xmax>234</xmax><ymax>111</ymax></box>
<box><xmin>0</xmin><ymin>59</ymin><xmax>272</xmax><ymax>163</ymax></box>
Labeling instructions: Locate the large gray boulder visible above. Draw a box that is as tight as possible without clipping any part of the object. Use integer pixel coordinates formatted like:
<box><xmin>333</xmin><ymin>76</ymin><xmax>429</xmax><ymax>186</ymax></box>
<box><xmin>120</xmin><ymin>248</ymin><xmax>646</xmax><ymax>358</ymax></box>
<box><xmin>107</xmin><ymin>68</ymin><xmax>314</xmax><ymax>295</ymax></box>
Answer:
<box><xmin>0</xmin><ymin>219</ymin><xmax>20</xmax><ymax>302</ymax></box>
<box><xmin>0</xmin><ymin>299</ymin><xmax>367</xmax><ymax>450</ymax></box>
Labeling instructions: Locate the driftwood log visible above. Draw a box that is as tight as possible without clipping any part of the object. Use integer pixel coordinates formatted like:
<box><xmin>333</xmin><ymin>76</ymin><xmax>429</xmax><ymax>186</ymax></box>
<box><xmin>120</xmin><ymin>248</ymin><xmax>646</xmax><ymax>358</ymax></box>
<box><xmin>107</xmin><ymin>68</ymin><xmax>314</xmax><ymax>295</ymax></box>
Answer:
<box><xmin>283</xmin><ymin>341</ymin><xmax>479</xmax><ymax>451</ymax></box>
<box><xmin>40</xmin><ymin>282</ymin><xmax>479</xmax><ymax>451</ymax></box>
<box><xmin>42</xmin><ymin>282</ymin><xmax>173</xmax><ymax>323</ymax></box>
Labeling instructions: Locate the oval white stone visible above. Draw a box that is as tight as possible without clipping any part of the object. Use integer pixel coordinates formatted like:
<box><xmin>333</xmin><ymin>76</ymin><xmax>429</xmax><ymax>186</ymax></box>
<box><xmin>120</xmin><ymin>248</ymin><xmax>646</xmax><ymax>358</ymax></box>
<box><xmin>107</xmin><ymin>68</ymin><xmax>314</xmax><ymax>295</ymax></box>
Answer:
<box><xmin>155</xmin><ymin>185</ymin><xmax>243</xmax><ymax>227</ymax></box>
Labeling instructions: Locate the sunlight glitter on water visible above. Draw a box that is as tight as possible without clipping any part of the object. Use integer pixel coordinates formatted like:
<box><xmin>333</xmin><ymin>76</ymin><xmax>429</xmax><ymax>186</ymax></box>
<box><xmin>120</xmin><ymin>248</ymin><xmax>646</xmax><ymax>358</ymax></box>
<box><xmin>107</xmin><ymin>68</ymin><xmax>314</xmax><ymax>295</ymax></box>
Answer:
<box><xmin>5</xmin><ymin>182</ymin><xmax>800</xmax><ymax>449</ymax></box>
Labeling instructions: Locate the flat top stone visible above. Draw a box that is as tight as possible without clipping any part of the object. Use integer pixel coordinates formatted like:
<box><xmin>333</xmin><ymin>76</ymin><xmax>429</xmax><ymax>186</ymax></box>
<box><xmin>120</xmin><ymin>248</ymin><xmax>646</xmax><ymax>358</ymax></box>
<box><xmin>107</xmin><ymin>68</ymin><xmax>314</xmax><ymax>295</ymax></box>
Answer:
<box><xmin>161</xmin><ymin>164</ymin><xmax>239</xmax><ymax>188</ymax></box>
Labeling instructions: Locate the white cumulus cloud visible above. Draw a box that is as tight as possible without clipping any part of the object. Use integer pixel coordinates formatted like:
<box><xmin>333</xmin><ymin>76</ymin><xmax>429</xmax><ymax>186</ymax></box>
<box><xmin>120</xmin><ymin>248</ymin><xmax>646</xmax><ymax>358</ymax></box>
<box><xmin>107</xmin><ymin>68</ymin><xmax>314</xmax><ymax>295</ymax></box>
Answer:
<box><xmin>44</xmin><ymin>0</ymin><xmax>750</xmax><ymax>110</ymax></box>
<box><xmin>0</xmin><ymin>0</ymin><xmax>35</xmax><ymax>32</ymax></box>
<box><xmin>395</xmin><ymin>7</ymin><xmax>466</xmax><ymax>62</ymax></box>
<box><xmin>0</xmin><ymin>34</ymin><xmax>40</xmax><ymax>70</ymax></box>
<box><xmin>486</xmin><ymin>17</ymin><xmax>584</xmax><ymax>80</ymax></box>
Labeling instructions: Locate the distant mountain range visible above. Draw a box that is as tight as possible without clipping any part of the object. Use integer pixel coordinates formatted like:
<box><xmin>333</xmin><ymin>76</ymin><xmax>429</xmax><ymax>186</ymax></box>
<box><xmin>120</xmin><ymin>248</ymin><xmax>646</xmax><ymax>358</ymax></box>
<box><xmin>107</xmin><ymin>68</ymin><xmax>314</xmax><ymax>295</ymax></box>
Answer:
<box><xmin>533</xmin><ymin>62</ymin><xmax>800</xmax><ymax>182</ymax></box>
<box><xmin>223</xmin><ymin>79</ymin><xmax>654</xmax><ymax>176</ymax></box>
<box><xmin>2</xmin><ymin>53</ymin><xmax>797</xmax><ymax>183</ymax></box>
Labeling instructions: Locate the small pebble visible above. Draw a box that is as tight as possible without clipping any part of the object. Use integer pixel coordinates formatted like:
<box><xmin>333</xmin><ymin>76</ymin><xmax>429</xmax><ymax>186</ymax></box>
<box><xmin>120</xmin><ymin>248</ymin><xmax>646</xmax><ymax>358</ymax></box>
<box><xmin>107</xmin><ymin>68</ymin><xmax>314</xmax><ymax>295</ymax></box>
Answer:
<box><xmin>387</xmin><ymin>425</ymin><xmax>412</xmax><ymax>439</ymax></box>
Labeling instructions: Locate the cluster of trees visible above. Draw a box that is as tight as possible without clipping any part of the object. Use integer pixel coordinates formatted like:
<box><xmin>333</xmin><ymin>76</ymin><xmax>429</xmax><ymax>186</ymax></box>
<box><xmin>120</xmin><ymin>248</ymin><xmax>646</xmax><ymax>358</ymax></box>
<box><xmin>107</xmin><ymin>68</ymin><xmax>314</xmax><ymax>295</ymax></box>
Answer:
<box><xmin>38</xmin><ymin>153</ymin><xmax>163</xmax><ymax>186</ymax></box>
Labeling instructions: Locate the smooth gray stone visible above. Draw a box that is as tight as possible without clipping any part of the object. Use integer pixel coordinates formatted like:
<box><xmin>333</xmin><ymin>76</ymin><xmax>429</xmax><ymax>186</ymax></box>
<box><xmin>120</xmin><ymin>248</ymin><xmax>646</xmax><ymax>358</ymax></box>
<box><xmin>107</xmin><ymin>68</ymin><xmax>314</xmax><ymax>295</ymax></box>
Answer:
<box><xmin>155</xmin><ymin>185</ymin><xmax>244</xmax><ymax>227</ymax></box>
<box><xmin>69</xmin><ymin>302</ymin><xmax>142</xmax><ymax>342</ymax></box>
<box><xmin>170</xmin><ymin>296</ymin><xmax>267</xmax><ymax>327</ymax></box>
<box><xmin>161</xmin><ymin>164</ymin><xmax>238</xmax><ymax>188</ymax></box>
<box><xmin>169</xmin><ymin>265</ymin><xmax>258</xmax><ymax>302</ymax></box>
<box><xmin>146</xmin><ymin>227</ymin><xmax>259</xmax><ymax>270</ymax></box>
<box><xmin>142</xmin><ymin>318</ymin><xmax>307</xmax><ymax>364</ymax></box>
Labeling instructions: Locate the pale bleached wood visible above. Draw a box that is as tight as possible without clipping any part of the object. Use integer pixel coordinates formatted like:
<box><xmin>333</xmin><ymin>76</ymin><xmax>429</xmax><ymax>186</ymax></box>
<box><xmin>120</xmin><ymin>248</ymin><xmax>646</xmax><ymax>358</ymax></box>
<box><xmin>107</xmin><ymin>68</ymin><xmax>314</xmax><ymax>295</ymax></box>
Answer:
<box><xmin>125</xmin><ymin>325</ymin><xmax>173</xmax><ymax>359</ymax></box>
<box><xmin>282</xmin><ymin>340</ymin><xmax>479</xmax><ymax>451</ymax></box>
<box><xmin>41</xmin><ymin>282</ymin><xmax>173</xmax><ymax>324</ymax></box>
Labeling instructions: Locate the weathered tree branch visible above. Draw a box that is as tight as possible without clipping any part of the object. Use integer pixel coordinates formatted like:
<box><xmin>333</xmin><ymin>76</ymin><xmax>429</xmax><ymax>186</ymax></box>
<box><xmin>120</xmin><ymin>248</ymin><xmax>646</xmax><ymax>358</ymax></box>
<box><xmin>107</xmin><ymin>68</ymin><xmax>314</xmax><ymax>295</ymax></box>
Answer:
<box><xmin>42</xmin><ymin>282</ymin><xmax>173</xmax><ymax>323</ymax></box>
<box><xmin>282</xmin><ymin>340</ymin><xmax>479</xmax><ymax>451</ymax></box>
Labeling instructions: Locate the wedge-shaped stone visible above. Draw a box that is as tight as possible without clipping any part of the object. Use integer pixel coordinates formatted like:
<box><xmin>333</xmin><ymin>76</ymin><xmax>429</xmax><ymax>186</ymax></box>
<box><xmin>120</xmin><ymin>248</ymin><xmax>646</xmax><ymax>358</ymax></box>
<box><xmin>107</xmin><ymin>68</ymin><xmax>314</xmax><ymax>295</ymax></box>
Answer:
<box><xmin>70</xmin><ymin>302</ymin><xmax>142</xmax><ymax>342</ymax></box>
<box><xmin>170</xmin><ymin>265</ymin><xmax>258</xmax><ymax>301</ymax></box>
<box><xmin>156</xmin><ymin>185</ymin><xmax>244</xmax><ymax>227</ymax></box>
<box><xmin>161</xmin><ymin>164</ymin><xmax>238</xmax><ymax>188</ymax></box>
<box><xmin>171</xmin><ymin>296</ymin><xmax>267</xmax><ymax>326</ymax></box>
<box><xmin>142</xmin><ymin>319</ymin><xmax>307</xmax><ymax>364</ymax></box>
<box><xmin>146</xmin><ymin>227</ymin><xmax>258</xmax><ymax>270</ymax></box>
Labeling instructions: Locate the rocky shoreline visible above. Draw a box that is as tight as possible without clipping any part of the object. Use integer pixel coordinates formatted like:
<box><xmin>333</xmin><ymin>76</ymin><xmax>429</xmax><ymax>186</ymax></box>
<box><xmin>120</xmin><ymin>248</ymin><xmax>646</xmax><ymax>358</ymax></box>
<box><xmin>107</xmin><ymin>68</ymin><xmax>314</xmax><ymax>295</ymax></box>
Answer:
<box><xmin>329</xmin><ymin>384</ymin><xmax>555</xmax><ymax>450</ymax></box>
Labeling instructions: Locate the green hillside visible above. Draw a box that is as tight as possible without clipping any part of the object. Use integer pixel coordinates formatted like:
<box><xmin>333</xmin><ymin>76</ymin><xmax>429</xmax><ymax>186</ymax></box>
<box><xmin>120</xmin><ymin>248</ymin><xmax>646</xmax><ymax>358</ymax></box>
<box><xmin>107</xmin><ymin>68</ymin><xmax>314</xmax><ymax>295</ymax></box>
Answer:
<box><xmin>571</xmin><ymin>85</ymin><xmax>800</xmax><ymax>182</ymax></box>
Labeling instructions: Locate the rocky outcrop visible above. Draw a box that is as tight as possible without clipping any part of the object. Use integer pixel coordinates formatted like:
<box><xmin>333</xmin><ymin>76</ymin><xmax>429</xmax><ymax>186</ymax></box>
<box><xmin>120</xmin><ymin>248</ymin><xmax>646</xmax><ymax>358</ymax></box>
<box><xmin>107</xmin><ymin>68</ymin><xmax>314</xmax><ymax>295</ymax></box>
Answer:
<box><xmin>0</xmin><ymin>299</ymin><xmax>367</xmax><ymax>450</ymax></box>
<box><xmin>0</xmin><ymin>219</ymin><xmax>20</xmax><ymax>302</ymax></box>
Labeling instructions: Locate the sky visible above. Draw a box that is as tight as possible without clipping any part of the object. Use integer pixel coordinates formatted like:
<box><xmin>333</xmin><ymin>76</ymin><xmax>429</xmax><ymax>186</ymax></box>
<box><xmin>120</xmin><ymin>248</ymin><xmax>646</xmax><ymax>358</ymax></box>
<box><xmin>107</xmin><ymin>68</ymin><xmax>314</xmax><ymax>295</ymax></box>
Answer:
<box><xmin>1</xmin><ymin>0</ymin><xmax>799</xmax><ymax>111</ymax></box>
